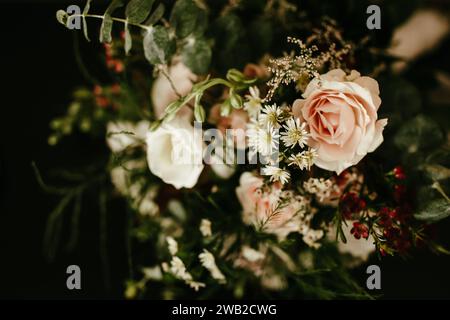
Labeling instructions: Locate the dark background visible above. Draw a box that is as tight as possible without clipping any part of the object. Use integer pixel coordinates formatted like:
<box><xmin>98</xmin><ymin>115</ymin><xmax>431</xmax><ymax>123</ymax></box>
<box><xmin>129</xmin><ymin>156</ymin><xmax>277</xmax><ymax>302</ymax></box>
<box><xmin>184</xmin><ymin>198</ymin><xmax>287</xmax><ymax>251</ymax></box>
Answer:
<box><xmin>1</xmin><ymin>1</ymin><xmax>450</xmax><ymax>299</ymax></box>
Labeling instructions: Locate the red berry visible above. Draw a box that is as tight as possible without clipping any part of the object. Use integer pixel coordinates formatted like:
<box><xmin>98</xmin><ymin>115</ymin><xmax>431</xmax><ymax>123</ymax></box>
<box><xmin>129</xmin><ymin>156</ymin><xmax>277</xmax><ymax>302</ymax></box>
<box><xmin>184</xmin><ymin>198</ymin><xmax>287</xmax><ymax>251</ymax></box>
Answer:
<box><xmin>93</xmin><ymin>85</ymin><xmax>102</xmax><ymax>96</ymax></box>
<box><xmin>393</xmin><ymin>166</ymin><xmax>406</xmax><ymax>180</ymax></box>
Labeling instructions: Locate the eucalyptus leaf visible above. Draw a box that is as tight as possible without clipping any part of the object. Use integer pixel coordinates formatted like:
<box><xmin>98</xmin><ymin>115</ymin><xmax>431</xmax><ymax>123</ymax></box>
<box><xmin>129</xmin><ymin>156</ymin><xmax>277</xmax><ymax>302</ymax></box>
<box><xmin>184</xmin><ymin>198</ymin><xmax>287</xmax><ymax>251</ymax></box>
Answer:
<box><xmin>143</xmin><ymin>26</ymin><xmax>175</xmax><ymax>65</ymax></box>
<box><xmin>394</xmin><ymin>115</ymin><xmax>443</xmax><ymax>153</ymax></box>
<box><xmin>100</xmin><ymin>0</ymin><xmax>125</xmax><ymax>43</ymax></box>
<box><xmin>83</xmin><ymin>0</ymin><xmax>92</xmax><ymax>14</ymax></box>
<box><xmin>124</xmin><ymin>24</ymin><xmax>132</xmax><ymax>54</ymax></box>
<box><xmin>81</xmin><ymin>0</ymin><xmax>92</xmax><ymax>41</ymax></box>
<box><xmin>82</xmin><ymin>17</ymin><xmax>90</xmax><ymax>42</ymax></box>
<box><xmin>125</xmin><ymin>0</ymin><xmax>155</xmax><ymax>24</ymax></box>
<box><xmin>144</xmin><ymin>2</ymin><xmax>165</xmax><ymax>26</ymax></box>
<box><xmin>414</xmin><ymin>199</ymin><xmax>450</xmax><ymax>223</ymax></box>
<box><xmin>421</xmin><ymin>164</ymin><xmax>450</xmax><ymax>181</ymax></box>
<box><xmin>56</xmin><ymin>10</ymin><xmax>69</xmax><ymax>26</ymax></box>
<box><xmin>181</xmin><ymin>38</ymin><xmax>211</xmax><ymax>74</ymax></box>
<box><xmin>170</xmin><ymin>0</ymin><xmax>202</xmax><ymax>38</ymax></box>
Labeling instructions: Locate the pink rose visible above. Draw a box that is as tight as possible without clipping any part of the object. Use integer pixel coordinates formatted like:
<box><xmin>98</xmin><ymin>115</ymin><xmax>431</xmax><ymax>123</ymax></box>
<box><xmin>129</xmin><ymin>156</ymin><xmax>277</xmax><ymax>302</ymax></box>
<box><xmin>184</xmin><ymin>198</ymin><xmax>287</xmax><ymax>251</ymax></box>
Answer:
<box><xmin>209</xmin><ymin>104</ymin><xmax>248</xmax><ymax>148</ymax></box>
<box><xmin>235</xmin><ymin>172</ymin><xmax>306</xmax><ymax>239</ymax></box>
<box><xmin>151</xmin><ymin>60</ymin><xmax>197</xmax><ymax>120</ymax></box>
<box><xmin>293</xmin><ymin>69</ymin><xmax>388</xmax><ymax>174</ymax></box>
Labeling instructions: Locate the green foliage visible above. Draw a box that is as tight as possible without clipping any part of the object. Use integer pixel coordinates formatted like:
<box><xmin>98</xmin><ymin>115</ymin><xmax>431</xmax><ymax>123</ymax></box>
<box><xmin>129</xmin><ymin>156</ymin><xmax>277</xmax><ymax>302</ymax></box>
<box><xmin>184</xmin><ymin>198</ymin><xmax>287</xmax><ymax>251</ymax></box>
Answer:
<box><xmin>143</xmin><ymin>25</ymin><xmax>176</xmax><ymax>65</ymax></box>
<box><xmin>181</xmin><ymin>38</ymin><xmax>211</xmax><ymax>74</ymax></box>
<box><xmin>126</xmin><ymin>0</ymin><xmax>155</xmax><ymax>24</ymax></box>
<box><xmin>415</xmin><ymin>199</ymin><xmax>450</xmax><ymax>223</ymax></box>
<box><xmin>82</xmin><ymin>0</ymin><xmax>92</xmax><ymax>41</ymax></box>
<box><xmin>170</xmin><ymin>0</ymin><xmax>205</xmax><ymax>38</ymax></box>
<box><xmin>394</xmin><ymin>115</ymin><xmax>444</xmax><ymax>153</ymax></box>
<box><xmin>100</xmin><ymin>0</ymin><xmax>125</xmax><ymax>43</ymax></box>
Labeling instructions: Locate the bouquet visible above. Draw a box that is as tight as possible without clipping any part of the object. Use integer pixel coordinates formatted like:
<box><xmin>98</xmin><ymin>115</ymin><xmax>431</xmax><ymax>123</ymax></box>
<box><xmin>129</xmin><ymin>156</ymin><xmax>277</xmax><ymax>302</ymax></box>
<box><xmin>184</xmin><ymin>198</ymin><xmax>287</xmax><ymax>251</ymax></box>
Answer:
<box><xmin>42</xmin><ymin>0</ymin><xmax>450</xmax><ymax>299</ymax></box>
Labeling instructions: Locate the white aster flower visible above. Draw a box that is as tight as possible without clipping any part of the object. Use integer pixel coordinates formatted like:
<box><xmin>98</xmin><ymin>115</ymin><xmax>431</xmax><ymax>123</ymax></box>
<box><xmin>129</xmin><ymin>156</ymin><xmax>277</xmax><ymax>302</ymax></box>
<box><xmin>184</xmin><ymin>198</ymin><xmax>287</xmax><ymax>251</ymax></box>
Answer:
<box><xmin>262</xmin><ymin>166</ymin><xmax>290</xmax><ymax>184</ymax></box>
<box><xmin>166</xmin><ymin>236</ymin><xmax>178</xmax><ymax>256</ymax></box>
<box><xmin>244</xmin><ymin>86</ymin><xmax>262</xmax><ymax>118</ymax></box>
<box><xmin>199</xmin><ymin>249</ymin><xmax>226</xmax><ymax>283</ymax></box>
<box><xmin>288</xmin><ymin>148</ymin><xmax>317</xmax><ymax>170</ymax></box>
<box><xmin>141</xmin><ymin>266</ymin><xmax>163</xmax><ymax>280</ymax></box>
<box><xmin>259</xmin><ymin>104</ymin><xmax>283</xmax><ymax>128</ymax></box>
<box><xmin>199</xmin><ymin>219</ymin><xmax>212</xmax><ymax>237</ymax></box>
<box><xmin>281</xmin><ymin>117</ymin><xmax>309</xmax><ymax>148</ymax></box>
<box><xmin>247</xmin><ymin>121</ymin><xmax>280</xmax><ymax>157</ymax></box>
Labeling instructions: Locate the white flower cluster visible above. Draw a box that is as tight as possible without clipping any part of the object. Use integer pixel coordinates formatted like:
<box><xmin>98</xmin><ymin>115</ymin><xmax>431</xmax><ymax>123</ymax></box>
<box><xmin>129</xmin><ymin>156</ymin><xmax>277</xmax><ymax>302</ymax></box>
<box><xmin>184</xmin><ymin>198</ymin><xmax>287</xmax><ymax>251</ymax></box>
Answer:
<box><xmin>199</xmin><ymin>249</ymin><xmax>226</xmax><ymax>284</ymax></box>
<box><xmin>303</xmin><ymin>178</ymin><xmax>333</xmax><ymax>202</ymax></box>
<box><xmin>163</xmin><ymin>237</ymin><xmax>206</xmax><ymax>291</ymax></box>
<box><xmin>245</xmin><ymin>97</ymin><xmax>318</xmax><ymax>186</ymax></box>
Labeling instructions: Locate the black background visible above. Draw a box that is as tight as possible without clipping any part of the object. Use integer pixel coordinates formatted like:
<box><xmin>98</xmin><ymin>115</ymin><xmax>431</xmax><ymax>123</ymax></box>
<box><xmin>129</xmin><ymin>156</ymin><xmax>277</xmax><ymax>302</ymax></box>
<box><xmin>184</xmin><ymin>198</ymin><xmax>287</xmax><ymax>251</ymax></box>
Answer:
<box><xmin>1</xmin><ymin>0</ymin><xmax>450</xmax><ymax>299</ymax></box>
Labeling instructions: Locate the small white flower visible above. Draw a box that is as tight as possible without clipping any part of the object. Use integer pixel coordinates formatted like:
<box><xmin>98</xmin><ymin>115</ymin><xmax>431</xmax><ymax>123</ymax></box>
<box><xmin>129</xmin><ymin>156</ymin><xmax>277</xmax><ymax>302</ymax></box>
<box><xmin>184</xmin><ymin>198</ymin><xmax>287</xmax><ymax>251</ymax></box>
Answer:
<box><xmin>168</xmin><ymin>256</ymin><xmax>206</xmax><ymax>291</ymax></box>
<box><xmin>138</xmin><ymin>190</ymin><xmax>159</xmax><ymax>216</ymax></box>
<box><xmin>302</xmin><ymin>228</ymin><xmax>324</xmax><ymax>249</ymax></box>
<box><xmin>259</xmin><ymin>104</ymin><xmax>283</xmax><ymax>128</ymax></box>
<box><xmin>142</xmin><ymin>266</ymin><xmax>163</xmax><ymax>280</ymax></box>
<box><xmin>188</xmin><ymin>281</ymin><xmax>206</xmax><ymax>291</ymax></box>
<box><xmin>288</xmin><ymin>148</ymin><xmax>317</xmax><ymax>170</ymax></box>
<box><xmin>199</xmin><ymin>219</ymin><xmax>212</xmax><ymax>237</ymax></box>
<box><xmin>170</xmin><ymin>256</ymin><xmax>192</xmax><ymax>281</ymax></box>
<box><xmin>241</xmin><ymin>246</ymin><xmax>265</xmax><ymax>262</ymax></box>
<box><xmin>262</xmin><ymin>166</ymin><xmax>290</xmax><ymax>184</ymax></box>
<box><xmin>244</xmin><ymin>86</ymin><xmax>262</xmax><ymax>118</ymax></box>
<box><xmin>199</xmin><ymin>249</ymin><xmax>226</xmax><ymax>283</ymax></box>
<box><xmin>166</xmin><ymin>236</ymin><xmax>178</xmax><ymax>256</ymax></box>
<box><xmin>303</xmin><ymin>178</ymin><xmax>333</xmax><ymax>201</ymax></box>
<box><xmin>247</xmin><ymin>121</ymin><xmax>280</xmax><ymax>157</ymax></box>
<box><xmin>281</xmin><ymin>117</ymin><xmax>309</xmax><ymax>148</ymax></box>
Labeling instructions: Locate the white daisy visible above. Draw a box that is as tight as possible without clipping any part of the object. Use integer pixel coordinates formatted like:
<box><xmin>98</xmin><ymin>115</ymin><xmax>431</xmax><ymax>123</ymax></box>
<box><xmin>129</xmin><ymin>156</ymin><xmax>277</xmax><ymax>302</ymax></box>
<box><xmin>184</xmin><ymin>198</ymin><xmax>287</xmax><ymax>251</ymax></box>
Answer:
<box><xmin>244</xmin><ymin>86</ymin><xmax>262</xmax><ymax>118</ymax></box>
<box><xmin>247</xmin><ymin>121</ymin><xmax>280</xmax><ymax>157</ymax></box>
<box><xmin>262</xmin><ymin>165</ymin><xmax>291</xmax><ymax>184</ymax></box>
<box><xmin>281</xmin><ymin>117</ymin><xmax>309</xmax><ymax>148</ymax></box>
<box><xmin>259</xmin><ymin>104</ymin><xmax>283</xmax><ymax>128</ymax></box>
<box><xmin>288</xmin><ymin>148</ymin><xmax>317</xmax><ymax>170</ymax></box>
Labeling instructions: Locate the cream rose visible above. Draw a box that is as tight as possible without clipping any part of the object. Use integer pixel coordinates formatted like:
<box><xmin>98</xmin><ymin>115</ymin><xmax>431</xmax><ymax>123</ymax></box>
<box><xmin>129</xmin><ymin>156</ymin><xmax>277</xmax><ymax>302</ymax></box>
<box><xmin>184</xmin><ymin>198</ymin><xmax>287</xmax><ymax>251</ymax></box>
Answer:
<box><xmin>106</xmin><ymin>120</ymin><xmax>149</xmax><ymax>153</ymax></box>
<box><xmin>146</xmin><ymin>118</ymin><xmax>204</xmax><ymax>189</ymax></box>
<box><xmin>293</xmin><ymin>69</ymin><xmax>388</xmax><ymax>174</ymax></box>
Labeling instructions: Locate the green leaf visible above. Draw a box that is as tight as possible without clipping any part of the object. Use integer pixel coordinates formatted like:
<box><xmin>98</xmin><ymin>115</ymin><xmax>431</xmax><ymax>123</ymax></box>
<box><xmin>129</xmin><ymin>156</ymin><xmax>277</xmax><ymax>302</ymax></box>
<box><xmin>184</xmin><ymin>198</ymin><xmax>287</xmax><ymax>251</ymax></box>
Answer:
<box><xmin>143</xmin><ymin>26</ymin><xmax>175</xmax><ymax>65</ymax></box>
<box><xmin>124</xmin><ymin>24</ymin><xmax>132</xmax><ymax>54</ymax></box>
<box><xmin>144</xmin><ymin>2</ymin><xmax>165</xmax><ymax>26</ymax></box>
<box><xmin>170</xmin><ymin>0</ymin><xmax>203</xmax><ymax>38</ymax></box>
<box><xmin>421</xmin><ymin>164</ymin><xmax>450</xmax><ymax>181</ymax></box>
<box><xmin>82</xmin><ymin>0</ymin><xmax>92</xmax><ymax>41</ymax></box>
<box><xmin>415</xmin><ymin>199</ymin><xmax>450</xmax><ymax>223</ymax></box>
<box><xmin>194</xmin><ymin>104</ymin><xmax>206</xmax><ymax>122</ymax></box>
<box><xmin>56</xmin><ymin>10</ymin><xmax>69</xmax><ymax>26</ymax></box>
<box><xmin>229</xmin><ymin>90</ymin><xmax>243</xmax><ymax>109</ymax></box>
<box><xmin>125</xmin><ymin>0</ymin><xmax>155</xmax><ymax>24</ymax></box>
<box><xmin>82</xmin><ymin>18</ymin><xmax>90</xmax><ymax>42</ymax></box>
<box><xmin>394</xmin><ymin>115</ymin><xmax>444</xmax><ymax>153</ymax></box>
<box><xmin>181</xmin><ymin>38</ymin><xmax>211</xmax><ymax>74</ymax></box>
<box><xmin>194</xmin><ymin>93</ymin><xmax>205</xmax><ymax>122</ymax></box>
<box><xmin>100</xmin><ymin>0</ymin><xmax>125</xmax><ymax>43</ymax></box>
